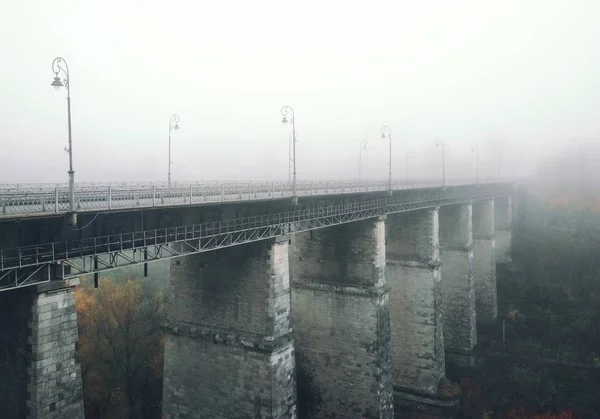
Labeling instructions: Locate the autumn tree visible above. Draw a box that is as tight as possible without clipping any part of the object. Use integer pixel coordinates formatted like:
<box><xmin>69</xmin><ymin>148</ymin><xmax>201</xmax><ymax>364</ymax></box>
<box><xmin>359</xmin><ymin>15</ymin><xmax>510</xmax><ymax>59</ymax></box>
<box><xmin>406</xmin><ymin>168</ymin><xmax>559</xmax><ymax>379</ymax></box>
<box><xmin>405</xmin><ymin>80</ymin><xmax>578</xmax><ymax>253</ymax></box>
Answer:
<box><xmin>507</xmin><ymin>407</ymin><xmax>578</xmax><ymax>419</ymax></box>
<box><xmin>76</xmin><ymin>277</ymin><xmax>166</xmax><ymax>419</ymax></box>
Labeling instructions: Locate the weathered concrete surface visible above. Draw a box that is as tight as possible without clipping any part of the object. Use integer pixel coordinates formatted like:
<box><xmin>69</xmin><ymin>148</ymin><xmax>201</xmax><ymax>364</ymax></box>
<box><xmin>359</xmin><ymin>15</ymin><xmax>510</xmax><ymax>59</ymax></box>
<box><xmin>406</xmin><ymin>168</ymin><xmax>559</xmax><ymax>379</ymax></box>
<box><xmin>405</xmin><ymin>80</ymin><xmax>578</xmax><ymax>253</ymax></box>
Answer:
<box><xmin>495</xmin><ymin>196</ymin><xmax>512</xmax><ymax>264</ymax></box>
<box><xmin>292</xmin><ymin>217</ymin><xmax>393</xmax><ymax>419</ymax></box>
<box><xmin>473</xmin><ymin>200</ymin><xmax>497</xmax><ymax>325</ymax></box>
<box><xmin>386</xmin><ymin>209</ymin><xmax>445</xmax><ymax>396</ymax></box>
<box><xmin>0</xmin><ymin>280</ymin><xmax>85</xmax><ymax>419</ymax></box>
<box><xmin>439</xmin><ymin>203</ymin><xmax>476</xmax><ymax>367</ymax></box>
<box><xmin>162</xmin><ymin>237</ymin><xmax>297</xmax><ymax>419</ymax></box>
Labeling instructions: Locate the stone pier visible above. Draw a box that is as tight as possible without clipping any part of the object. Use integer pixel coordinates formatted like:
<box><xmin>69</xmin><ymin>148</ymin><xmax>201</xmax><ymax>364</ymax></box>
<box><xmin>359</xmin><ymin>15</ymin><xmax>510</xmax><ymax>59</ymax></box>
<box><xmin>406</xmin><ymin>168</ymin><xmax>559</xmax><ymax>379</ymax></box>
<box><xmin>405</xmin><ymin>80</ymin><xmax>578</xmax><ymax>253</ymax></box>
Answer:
<box><xmin>162</xmin><ymin>237</ymin><xmax>297</xmax><ymax>419</ymax></box>
<box><xmin>385</xmin><ymin>208</ymin><xmax>446</xmax><ymax>395</ymax></box>
<box><xmin>291</xmin><ymin>217</ymin><xmax>393</xmax><ymax>419</ymax></box>
<box><xmin>0</xmin><ymin>279</ymin><xmax>85</xmax><ymax>419</ymax></box>
<box><xmin>473</xmin><ymin>200</ymin><xmax>497</xmax><ymax>325</ymax></box>
<box><xmin>495</xmin><ymin>196</ymin><xmax>512</xmax><ymax>264</ymax></box>
<box><xmin>439</xmin><ymin>203</ymin><xmax>476</xmax><ymax>367</ymax></box>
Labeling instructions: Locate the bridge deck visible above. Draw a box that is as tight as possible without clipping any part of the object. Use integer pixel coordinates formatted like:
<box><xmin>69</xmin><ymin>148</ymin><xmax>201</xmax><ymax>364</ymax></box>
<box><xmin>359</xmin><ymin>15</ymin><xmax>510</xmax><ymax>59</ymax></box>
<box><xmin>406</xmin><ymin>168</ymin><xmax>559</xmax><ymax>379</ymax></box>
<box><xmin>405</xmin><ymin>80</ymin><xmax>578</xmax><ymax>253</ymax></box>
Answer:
<box><xmin>0</xmin><ymin>180</ymin><xmax>501</xmax><ymax>219</ymax></box>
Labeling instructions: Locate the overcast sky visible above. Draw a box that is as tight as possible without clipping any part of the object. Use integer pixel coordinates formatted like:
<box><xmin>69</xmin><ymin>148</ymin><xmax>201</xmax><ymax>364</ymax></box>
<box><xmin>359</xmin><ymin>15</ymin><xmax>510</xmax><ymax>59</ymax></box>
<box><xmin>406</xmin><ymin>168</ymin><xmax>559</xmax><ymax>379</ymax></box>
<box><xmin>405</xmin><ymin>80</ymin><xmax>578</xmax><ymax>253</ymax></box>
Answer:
<box><xmin>1</xmin><ymin>0</ymin><xmax>599</xmax><ymax>183</ymax></box>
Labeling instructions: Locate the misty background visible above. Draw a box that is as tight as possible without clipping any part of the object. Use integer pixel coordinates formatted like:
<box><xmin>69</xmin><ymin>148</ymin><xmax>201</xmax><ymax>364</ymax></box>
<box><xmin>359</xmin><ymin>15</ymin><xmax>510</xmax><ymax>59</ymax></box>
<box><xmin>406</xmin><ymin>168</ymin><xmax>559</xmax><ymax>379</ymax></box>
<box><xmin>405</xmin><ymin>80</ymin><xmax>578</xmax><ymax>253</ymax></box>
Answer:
<box><xmin>1</xmin><ymin>0</ymin><xmax>600</xmax><ymax>183</ymax></box>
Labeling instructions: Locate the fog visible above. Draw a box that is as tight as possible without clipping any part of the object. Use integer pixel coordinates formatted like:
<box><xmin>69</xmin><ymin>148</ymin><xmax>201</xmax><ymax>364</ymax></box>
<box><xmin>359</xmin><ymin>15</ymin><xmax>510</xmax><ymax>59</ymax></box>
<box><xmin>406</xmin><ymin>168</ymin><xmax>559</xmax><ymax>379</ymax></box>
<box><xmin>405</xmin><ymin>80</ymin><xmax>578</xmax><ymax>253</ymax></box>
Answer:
<box><xmin>1</xmin><ymin>0</ymin><xmax>600</xmax><ymax>183</ymax></box>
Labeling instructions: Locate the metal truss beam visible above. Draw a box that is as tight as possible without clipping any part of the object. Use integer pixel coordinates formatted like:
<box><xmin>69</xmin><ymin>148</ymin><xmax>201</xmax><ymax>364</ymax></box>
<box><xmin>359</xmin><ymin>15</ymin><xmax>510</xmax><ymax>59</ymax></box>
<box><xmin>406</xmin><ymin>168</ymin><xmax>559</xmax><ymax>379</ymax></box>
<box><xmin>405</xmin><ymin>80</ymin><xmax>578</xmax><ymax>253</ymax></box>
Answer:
<box><xmin>0</xmin><ymin>265</ymin><xmax>51</xmax><ymax>291</ymax></box>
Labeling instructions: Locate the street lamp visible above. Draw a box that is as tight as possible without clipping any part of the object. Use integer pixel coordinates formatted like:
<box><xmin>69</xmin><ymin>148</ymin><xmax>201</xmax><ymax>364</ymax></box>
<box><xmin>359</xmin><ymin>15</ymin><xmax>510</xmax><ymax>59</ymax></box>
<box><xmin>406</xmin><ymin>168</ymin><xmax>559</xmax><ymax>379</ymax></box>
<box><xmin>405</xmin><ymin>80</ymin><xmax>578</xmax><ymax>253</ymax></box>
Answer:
<box><xmin>168</xmin><ymin>114</ymin><xmax>180</xmax><ymax>186</ymax></box>
<box><xmin>436</xmin><ymin>137</ymin><xmax>446</xmax><ymax>188</ymax></box>
<box><xmin>50</xmin><ymin>57</ymin><xmax>75</xmax><ymax>215</ymax></box>
<box><xmin>380</xmin><ymin>125</ymin><xmax>392</xmax><ymax>195</ymax></box>
<box><xmin>281</xmin><ymin>106</ymin><xmax>297</xmax><ymax>205</ymax></box>
<box><xmin>471</xmin><ymin>146</ymin><xmax>479</xmax><ymax>186</ymax></box>
<box><xmin>359</xmin><ymin>140</ymin><xmax>368</xmax><ymax>181</ymax></box>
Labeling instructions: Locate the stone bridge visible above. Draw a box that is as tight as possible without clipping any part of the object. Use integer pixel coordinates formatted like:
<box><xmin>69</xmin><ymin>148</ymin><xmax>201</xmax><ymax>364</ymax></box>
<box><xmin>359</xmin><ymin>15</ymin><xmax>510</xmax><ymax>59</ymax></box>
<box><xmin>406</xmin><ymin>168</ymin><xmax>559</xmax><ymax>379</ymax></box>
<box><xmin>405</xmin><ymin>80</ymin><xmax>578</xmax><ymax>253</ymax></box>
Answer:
<box><xmin>0</xmin><ymin>181</ymin><xmax>513</xmax><ymax>418</ymax></box>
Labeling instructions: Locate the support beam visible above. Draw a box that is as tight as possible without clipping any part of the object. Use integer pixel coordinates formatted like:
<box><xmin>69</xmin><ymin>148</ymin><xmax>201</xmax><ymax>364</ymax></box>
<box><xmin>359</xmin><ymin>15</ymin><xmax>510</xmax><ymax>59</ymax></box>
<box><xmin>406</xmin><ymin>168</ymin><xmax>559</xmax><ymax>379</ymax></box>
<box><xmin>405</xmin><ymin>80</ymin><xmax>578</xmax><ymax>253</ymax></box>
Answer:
<box><xmin>473</xmin><ymin>200</ymin><xmax>497</xmax><ymax>325</ymax></box>
<box><xmin>385</xmin><ymin>208</ymin><xmax>446</xmax><ymax>395</ymax></box>
<box><xmin>292</xmin><ymin>217</ymin><xmax>393</xmax><ymax>419</ymax></box>
<box><xmin>494</xmin><ymin>196</ymin><xmax>512</xmax><ymax>264</ymax></box>
<box><xmin>439</xmin><ymin>203</ymin><xmax>476</xmax><ymax>367</ymax></box>
<box><xmin>0</xmin><ymin>279</ymin><xmax>85</xmax><ymax>419</ymax></box>
<box><xmin>162</xmin><ymin>237</ymin><xmax>297</xmax><ymax>419</ymax></box>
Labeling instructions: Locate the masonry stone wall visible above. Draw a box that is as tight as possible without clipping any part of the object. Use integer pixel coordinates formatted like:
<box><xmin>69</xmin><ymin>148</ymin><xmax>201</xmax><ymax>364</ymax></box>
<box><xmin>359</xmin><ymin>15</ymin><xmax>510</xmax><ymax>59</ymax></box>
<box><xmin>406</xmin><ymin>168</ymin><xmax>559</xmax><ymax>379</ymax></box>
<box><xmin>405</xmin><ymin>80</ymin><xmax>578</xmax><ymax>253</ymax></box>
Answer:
<box><xmin>439</xmin><ymin>204</ymin><xmax>476</xmax><ymax>365</ymax></box>
<box><xmin>495</xmin><ymin>196</ymin><xmax>512</xmax><ymax>264</ymax></box>
<box><xmin>163</xmin><ymin>337</ymin><xmax>295</xmax><ymax>419</ymax></box>
<box><xmin>292</xmin><ymin>288</ymin><xmax>392</xmax><ymax>418</ymax></box>
<box><xmin>0</xmin><ymin>289</ymin><xmax>32</xmax><ymax>418</ymax></box>
<box><xmin>0</xmin><ymin>281</ymin><xmax>84</xmax><ymax>419</ymax></box>
<box><xmin>162</xmin><ymin>237</ymin><xmax>297</xmax><ymax>418</ymax></box>
<box><xmin>386</xmin><ymin>209</ymin><xmax>439</xmax><ymax>263</ymax></box>
<box><xmin>386</xmin><ymin>209</ymin><xmax>445</xmax><ymax>395</ymax></box>
<box><xmin>292</xmin><ymin>217</ymin><xmax>386</xmax><ymax>288</ymax></box>
<box><xmin>473</xmin><ymin>200</ymin><xmax>497</xmax><ymax>324</ymax></box>
<box><xmin>166</xmin><ymin>237</ymin><xmax>291</xmax><ymax>339</ymax></box>
<box><xmin>28</xmin><ymin>283</ymin><xmax>85</xmax><ymax>419</ymax></box>
<box><xmin>292</xmin><ymin>217</ymin><xmax>393</xmax><ymax>418</ymax></box>
<box><xmin>386</xmin><ymin>262</ymin><xmax>444</xmax><ymax>394</ymax></box>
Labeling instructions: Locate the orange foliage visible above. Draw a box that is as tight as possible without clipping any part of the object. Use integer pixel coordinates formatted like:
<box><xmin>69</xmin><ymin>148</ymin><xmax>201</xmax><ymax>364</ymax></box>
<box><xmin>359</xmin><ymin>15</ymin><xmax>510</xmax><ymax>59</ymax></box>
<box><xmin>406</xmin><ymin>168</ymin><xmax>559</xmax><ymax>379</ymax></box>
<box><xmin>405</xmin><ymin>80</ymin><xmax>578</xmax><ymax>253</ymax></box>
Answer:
<box><xmin>76</xmin><ymin>278</ymin><xmax>165</xmax><ymax>419</ymax></box>
<box><xmin>507</xmin><ymin>407</ymin><xmax>578</xmax><ymax>419</ymax></box>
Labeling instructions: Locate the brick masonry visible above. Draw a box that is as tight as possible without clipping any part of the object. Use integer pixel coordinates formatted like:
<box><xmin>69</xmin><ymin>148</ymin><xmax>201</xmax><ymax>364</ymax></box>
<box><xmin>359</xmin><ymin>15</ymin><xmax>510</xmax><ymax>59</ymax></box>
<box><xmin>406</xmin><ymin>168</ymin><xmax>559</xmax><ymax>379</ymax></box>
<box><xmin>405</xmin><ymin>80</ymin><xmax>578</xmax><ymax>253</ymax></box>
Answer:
<box><xmin>494</xmin><ymin>196</ymin><xmax>512</xmax><ymax>264</ymax></box>
<box><xmin>473</xmin><ymin>200</ymin><xmax>498</xmax><ymax>324</ymax></box>
<box><xmin>386</xmin><ymin>209</ymin><xmax>445</xmax><ymax>395</ymax></box>
<box><xmin>291</xmin><ymin>217</ymin><xmax>394</xmax><ymax>418</ymax></box>
<box><xmin>439</xmin><ymin>204</ymin><xmax>476</xmax><ymax>366</ymax></box>
<box><xmin>162</xmin><ymin>237</ymin><xmax>297</xmax><ymax>418</ymax></box>
<box><xmin>0</xmin><ymin>280</ymin><xmax>85</xmax><ymax>419</ymax></box>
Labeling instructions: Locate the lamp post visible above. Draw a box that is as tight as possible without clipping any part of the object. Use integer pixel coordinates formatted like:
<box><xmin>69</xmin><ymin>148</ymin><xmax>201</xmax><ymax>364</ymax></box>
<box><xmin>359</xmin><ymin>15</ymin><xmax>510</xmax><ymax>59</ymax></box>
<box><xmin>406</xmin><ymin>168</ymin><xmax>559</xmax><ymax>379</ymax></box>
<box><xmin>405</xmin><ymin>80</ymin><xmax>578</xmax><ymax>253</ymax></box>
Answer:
<box><xmin>288</xmin><ymin>132</ymin><xmax>292</xmax><ymax>183</ymax></box>
<box><xmin>359</xmin><ymin>140</ymin><xmax>368</xmax><ymax>181</ymax></box>
<box><xmin>281</xmin><ymin>106</ymin><xmax>297</xmax><ymax>205</ymax></box>
<box><xmin>168</xmin><ymin>114</ymin><xmax>180</xmax><ymax>186</ymax></box>
<box><xmin>471</xmin><ymin>146</ymin><xmax>479</xmax><ymax>186</ymax></box>
<box><xmin>380</xmin><ymin>125</ymin><xmax>392</xmax><ymax>195</ymax></box>
<box><xmin>50</xmin><ymin>57</ymin><xmax>75</xmax><ymax>215</ymax></box>
<box><xmin>288</xmin><ymin>132</ymin><xmax>299</xmax><ymax>183</ymax></box>
<box><xmin>436</xmin><ymin>137</ymin><xmax>446</xmax><ymax>187</ymax></box>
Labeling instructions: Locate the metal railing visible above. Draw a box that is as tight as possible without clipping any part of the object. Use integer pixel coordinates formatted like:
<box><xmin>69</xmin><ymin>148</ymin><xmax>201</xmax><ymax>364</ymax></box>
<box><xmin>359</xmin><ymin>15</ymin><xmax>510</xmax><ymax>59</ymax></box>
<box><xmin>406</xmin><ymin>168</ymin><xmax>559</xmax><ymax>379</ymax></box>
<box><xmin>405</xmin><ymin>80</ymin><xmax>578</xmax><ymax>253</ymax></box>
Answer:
<box><xmin>0</xmin><ymin>179</ymin><xmax>507</xmax><ymax>218</ymax></box>
<box><xmin>0</xmin><ymin>184</ymin><xmax>511</xmax><ymax>291</ymax></box>
<box><xmin>0</xmin><ymin>179</ymin><xmax>435</xmax><ymax>191</ymax></box>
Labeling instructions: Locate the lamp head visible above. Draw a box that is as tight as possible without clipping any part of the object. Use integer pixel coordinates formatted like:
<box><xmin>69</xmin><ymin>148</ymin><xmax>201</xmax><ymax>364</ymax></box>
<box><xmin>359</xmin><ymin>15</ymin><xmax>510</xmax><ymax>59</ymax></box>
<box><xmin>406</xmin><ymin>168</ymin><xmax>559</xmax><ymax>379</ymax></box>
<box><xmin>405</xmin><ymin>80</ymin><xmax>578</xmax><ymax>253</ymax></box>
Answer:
<box><xmin>51</xmin><ymin>76</ymin><xmax>64</xmax><ymax>91</ymax></box>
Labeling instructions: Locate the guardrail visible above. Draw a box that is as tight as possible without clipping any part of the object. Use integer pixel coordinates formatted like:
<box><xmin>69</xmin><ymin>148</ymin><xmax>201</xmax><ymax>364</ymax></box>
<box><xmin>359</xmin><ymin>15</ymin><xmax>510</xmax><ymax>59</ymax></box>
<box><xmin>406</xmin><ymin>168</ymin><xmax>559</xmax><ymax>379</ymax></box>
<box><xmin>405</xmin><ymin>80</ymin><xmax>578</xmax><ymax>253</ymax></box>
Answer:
<box><xmin>0</xmin><ymin>179</ymin><xmax>509</xmax><ymax>218</ymax></box>
<box><xmin>0</xmin><ymin>178</ymin><xmax>511</xmax><ymax>193</ymax></box>
<box><xmin>0</xmin><ymin>179</ymin><xmax>416</xmax><ymax>191</ymax></box>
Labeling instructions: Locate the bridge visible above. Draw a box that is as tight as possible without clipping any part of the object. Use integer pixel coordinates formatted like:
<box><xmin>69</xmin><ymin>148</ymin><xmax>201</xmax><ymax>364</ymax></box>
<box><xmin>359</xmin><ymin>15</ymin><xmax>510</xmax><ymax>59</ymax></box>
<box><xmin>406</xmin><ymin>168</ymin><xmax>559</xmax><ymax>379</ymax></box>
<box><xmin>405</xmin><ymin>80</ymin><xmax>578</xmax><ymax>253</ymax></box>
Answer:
<box><xmin>0</xmin><ymin>179</ymin><xmax>513</xmax><ymax>418</ymax></box>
